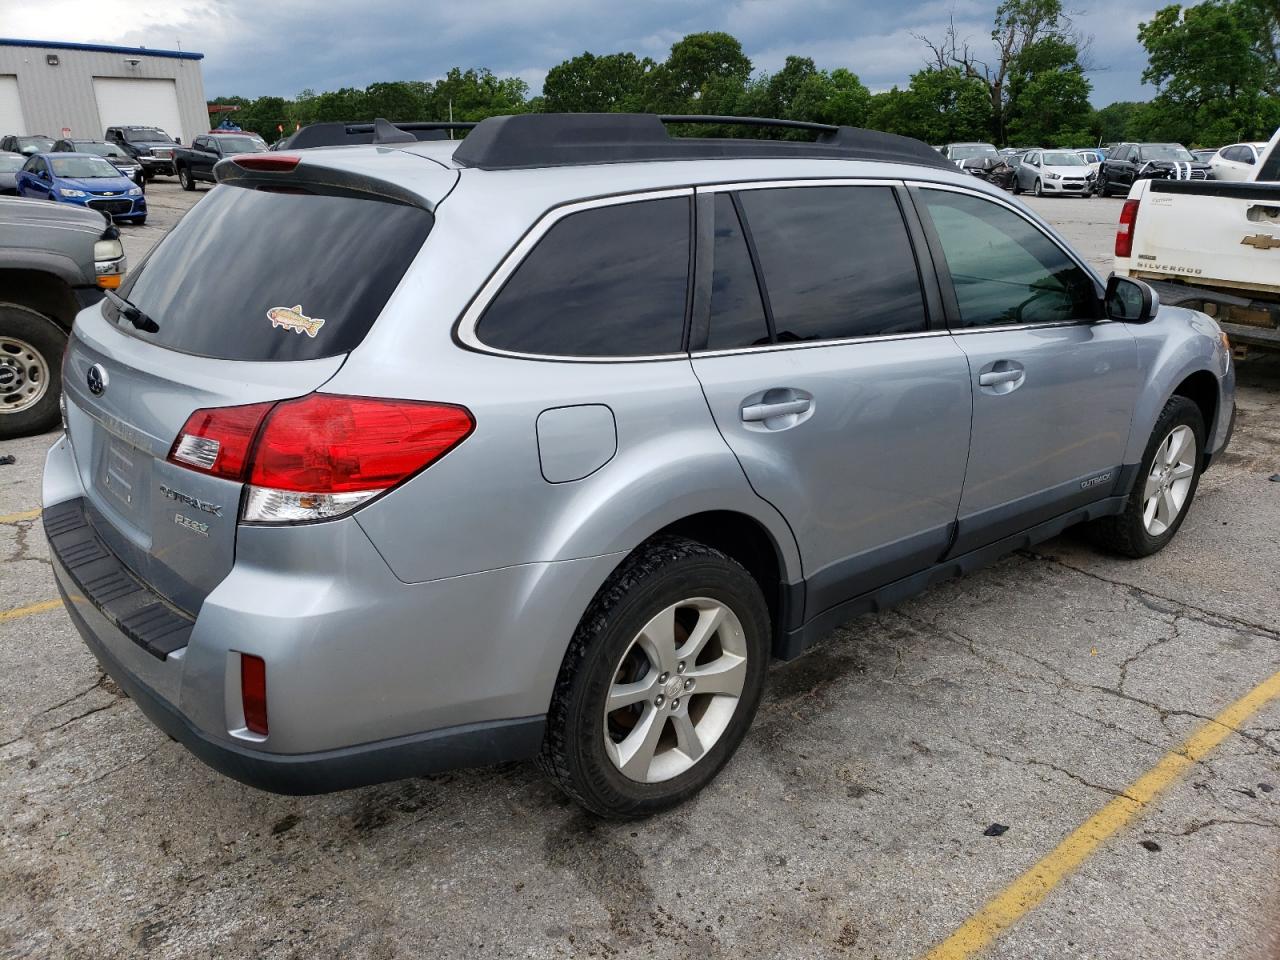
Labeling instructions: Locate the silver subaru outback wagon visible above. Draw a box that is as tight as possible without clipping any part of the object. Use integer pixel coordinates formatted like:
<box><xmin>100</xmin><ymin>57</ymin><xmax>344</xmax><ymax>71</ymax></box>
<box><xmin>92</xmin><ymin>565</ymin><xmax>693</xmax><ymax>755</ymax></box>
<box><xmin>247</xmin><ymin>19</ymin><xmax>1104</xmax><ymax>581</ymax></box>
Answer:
<box><xmin>43</xmin><ymin>114</ymin><xmax>1235</xmax><ymax>818</ymax></box>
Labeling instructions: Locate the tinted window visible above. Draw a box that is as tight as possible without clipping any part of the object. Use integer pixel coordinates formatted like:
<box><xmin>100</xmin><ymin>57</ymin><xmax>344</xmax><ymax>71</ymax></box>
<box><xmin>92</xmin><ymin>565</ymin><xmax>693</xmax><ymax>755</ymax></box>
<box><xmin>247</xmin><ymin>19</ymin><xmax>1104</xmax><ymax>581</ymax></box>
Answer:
<box><xmin>737</xmin><ymin>186</ymin><xmax>926</xmax><ymax>341</ymax></box>
<box><xmin>477</xmin><ymin>196</ymin><xmax>690</xmax><ymax>357</ymax></box>
<box><xmin>707</xmin><ymin>194</ymin><xmax>769</xmax><ymax>350</ymax></box>
<box><xmin>920</xmin><ymin>190</ymin><xmax>1099</xmax><ymax>328</ymax></box>
<box><xmin>117</xmin><ymin>184</ymin><xmax>433</xmax><ymax>361</ymax></box>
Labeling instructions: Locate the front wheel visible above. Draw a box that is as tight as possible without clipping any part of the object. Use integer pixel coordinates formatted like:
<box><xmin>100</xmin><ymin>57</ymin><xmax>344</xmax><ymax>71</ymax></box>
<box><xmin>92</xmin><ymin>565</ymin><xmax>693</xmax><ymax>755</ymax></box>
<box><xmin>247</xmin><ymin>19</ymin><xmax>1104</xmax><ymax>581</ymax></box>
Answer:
<box><xmin>1086</xmin><ymin>396</ymin><xmax>1205</xmax><ymax>558</ymax></box>
<box><xmin>178</xmin><ymin>165</ymin><xmax>196</xmax><ymax>191</ymax></box>
<box><xmin>1033</xmin><ymin>178</ymin><xmax>1044</xmax><ymax>197</ymax></box>
<box><xmin>540</xmin><ymin>536</ymin><xmax>770</xmax><ymax>818</ymax></box>
<box><xmin>0</xmin><ymin>303</ymin><xmax>67</xmax><ymax>439</ymax></box>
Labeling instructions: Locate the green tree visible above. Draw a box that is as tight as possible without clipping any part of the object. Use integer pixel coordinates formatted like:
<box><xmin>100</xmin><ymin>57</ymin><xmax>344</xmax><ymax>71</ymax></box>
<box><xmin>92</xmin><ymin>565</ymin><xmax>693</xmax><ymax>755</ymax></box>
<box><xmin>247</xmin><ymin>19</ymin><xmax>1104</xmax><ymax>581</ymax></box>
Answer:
<box><xmin>1004</xmin><ymin>36</ymin><xmax>1094</xmax><ymax>144</ymax></box>
<box><xmin>1139</xmin><ymin>0</ymin><xmax>1280</xmax><ymax>142</ymax></box>
<box><xmin>362</xmin><ymin>81</ymin><xmax>427</xmax><ymax>121</ymax></box>
<box><xmin>542</xmin><ymin>52</ymin><xmax>656</xmax><ymax>112</ymax></box>
<box><xmin>917</xmin><ymin>0</ymin><xmax>1087</xmax><ymax>142</ymax></box>
<box><xmin>425</xmin><ymin>68</ymin><xmax>529</xmax><ymax>121</ymax></box>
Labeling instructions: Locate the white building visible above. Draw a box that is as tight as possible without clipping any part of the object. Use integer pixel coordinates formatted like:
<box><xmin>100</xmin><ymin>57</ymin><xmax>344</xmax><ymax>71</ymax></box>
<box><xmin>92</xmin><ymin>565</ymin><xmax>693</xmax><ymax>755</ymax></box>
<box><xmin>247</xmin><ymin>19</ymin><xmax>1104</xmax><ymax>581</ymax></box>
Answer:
<box><xmin>0</xmin><ymin>38</ymin><xmax>207</xmax><ymax>145</ymax></box>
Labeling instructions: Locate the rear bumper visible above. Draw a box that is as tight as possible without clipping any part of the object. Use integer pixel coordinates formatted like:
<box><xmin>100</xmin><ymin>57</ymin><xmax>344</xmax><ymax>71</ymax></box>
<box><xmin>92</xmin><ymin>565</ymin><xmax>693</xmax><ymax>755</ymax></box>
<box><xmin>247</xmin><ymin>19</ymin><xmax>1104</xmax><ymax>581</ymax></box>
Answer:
<box><xmin>1141</xmin><ymin>279</ymin><xmax>1280</xmax><ymax>351</ymax></box>
<box><xmin>46</xmin><ymin>495</ymin><xmax>546</xmax><ymax>794</ymax></box>
<box><xmin>55</xmin><ymin>568</ymin><xmax>543</xmax><ymax>794</ymax></box>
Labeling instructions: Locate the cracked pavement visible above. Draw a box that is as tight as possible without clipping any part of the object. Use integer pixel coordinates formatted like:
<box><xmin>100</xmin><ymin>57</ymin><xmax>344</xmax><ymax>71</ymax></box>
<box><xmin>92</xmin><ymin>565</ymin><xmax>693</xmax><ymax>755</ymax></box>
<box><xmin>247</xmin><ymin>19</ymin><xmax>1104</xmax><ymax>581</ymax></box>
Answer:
<box><xmin>1</xmin><ymin>187</ymin><xmax>1278</xmax><ymax>959</ymax></box>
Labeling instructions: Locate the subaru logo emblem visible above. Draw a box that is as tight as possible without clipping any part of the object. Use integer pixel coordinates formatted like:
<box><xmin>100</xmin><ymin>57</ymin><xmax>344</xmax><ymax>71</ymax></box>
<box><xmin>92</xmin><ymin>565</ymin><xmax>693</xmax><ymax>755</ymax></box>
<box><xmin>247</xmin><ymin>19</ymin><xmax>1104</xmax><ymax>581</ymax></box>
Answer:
<box><xmin>87</xmin><ymin>363</ymin><xmax>108</xmax><ymax>396</ymax></box>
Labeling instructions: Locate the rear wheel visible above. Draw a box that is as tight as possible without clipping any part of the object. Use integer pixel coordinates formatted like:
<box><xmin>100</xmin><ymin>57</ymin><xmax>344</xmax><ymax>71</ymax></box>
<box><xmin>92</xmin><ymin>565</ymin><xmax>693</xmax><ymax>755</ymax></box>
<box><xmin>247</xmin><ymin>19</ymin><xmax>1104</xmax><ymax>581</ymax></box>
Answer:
<box><xmin>1087</xmin><ymin>396</ymin><xmax>1205</xmax><ymax>558</ymax></box>
<box><xmin>0</xmin><ymin>303</ymin><xmax>67</xmax><ymax>439</ymax></box>
<box><xmin>540</xmin><ymin>536</ymin><xmax>770</xmax><ymax>818</ymax></box>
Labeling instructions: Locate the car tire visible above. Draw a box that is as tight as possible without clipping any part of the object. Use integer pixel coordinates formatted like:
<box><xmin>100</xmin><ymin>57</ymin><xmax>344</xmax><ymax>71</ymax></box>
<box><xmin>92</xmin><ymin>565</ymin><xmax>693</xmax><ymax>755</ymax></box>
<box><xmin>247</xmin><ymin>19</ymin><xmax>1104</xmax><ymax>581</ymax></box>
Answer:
<box><xmin>0</xmin><ymin>303</ymin><xmax>67</xmax><ymax>440</ymax></box>
<box><xmin>1033</xmin><ymin>178</ymin><xmax>1044</xmax><ymax>197</ymax></box>
<box><xmin>1012</xmin><ymin>179</ymin><xmax>1022</xmax><ymax>195</ymax></box>
<box><xmin>539</xmin><ymin>535</ymin><xmax>771</xmax><ymax>819</ymax></box>
<box><xmin>179</xmin><ymin>166</ymin><xmax>196</xmax><ymax>191</ymax></box>
<box><xmin>1086</xmin><ymin>396</ymin><xmax>1205</xmax><ymax>558</ymax></box>
<box><xmin>1096</xmin><ymin>177</ymin><xmax>1110</xmax><ymax>198</ymax></box>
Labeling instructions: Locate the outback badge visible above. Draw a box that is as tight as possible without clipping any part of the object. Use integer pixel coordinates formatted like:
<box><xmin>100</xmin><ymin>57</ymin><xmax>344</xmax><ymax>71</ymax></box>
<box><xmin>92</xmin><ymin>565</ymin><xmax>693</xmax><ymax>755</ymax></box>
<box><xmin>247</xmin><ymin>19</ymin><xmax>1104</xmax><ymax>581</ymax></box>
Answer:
<box><xmin>266</xmin><ymin>304</ymin><xmax>326</xmax><ymax>338</ymax></box>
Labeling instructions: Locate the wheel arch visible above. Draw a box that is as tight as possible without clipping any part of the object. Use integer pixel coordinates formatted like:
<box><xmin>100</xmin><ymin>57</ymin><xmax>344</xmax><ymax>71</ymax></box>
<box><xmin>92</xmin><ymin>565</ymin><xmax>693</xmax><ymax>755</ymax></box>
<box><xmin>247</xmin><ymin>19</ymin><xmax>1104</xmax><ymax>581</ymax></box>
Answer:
<box><xmin>0</xmin><ymin>268</ymin><xmax>80</xmax><ymax>330</ymax></box>
<box><xmin>1170</xmin><ymin>369</ymin><xmax>1219</xmax><ymax>444</ymax></box>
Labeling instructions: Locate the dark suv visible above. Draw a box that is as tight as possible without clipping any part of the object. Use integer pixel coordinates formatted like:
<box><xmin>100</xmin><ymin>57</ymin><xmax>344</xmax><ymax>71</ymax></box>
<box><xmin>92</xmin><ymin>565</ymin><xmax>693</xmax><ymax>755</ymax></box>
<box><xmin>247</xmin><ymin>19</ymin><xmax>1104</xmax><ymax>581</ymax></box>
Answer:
<box><xmin>105</xmin><ymin>126</ymin><xmax>177</xmax><ymax>180</ymax></box>
<box><xmin>1095</xmin><ymin>143</ymin><xmax>1211</xmax><ymax>196</ymax></box>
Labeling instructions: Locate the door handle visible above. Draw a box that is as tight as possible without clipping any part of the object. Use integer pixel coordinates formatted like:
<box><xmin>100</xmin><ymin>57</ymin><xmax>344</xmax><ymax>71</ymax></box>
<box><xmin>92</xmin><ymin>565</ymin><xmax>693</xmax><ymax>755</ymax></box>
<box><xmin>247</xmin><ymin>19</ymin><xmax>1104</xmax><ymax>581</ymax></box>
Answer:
<box><xmin>741</xmin><ymin>398</ymin><xmax>811</xmax><ymax>422</ymax></box>
<box><xmin>979</xmin><ymin>369</ymin><xmax>1022</xmax><ymax>386</ymax></box>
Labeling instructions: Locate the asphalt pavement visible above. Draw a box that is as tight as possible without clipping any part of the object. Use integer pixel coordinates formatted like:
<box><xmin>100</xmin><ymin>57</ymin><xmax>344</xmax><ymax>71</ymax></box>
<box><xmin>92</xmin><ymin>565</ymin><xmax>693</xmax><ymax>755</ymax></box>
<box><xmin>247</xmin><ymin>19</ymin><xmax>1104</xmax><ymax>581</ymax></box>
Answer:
<box><xmin>1</xmin><ymin>182</ymin><xmax>1277</xmax><ymax>960</ymax></box>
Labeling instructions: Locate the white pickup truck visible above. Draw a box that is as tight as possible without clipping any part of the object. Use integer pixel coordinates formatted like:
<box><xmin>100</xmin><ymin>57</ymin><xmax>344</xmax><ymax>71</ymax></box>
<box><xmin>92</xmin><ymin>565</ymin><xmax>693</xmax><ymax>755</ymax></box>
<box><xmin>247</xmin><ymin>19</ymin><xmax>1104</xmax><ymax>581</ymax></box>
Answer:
<box><xmin>1114</xmin><ymin>128</ymin><xmax>1280</xmax><ymax>353</ymax></box>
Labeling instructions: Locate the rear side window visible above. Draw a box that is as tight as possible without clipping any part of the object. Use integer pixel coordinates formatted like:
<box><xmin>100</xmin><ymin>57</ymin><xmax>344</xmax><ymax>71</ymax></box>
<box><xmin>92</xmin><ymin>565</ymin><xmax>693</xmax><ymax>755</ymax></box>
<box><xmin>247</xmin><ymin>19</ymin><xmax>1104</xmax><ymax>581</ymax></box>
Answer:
<box><xmin>736</xmin><ymin>185</ymin><xmax>927</xmax><ymax>341</ymax></box>
<box><xmin>707</xmin><ymin>194</ymin><xmax>769</xmax><ymax>350</ymax></box>
<box><xmin>477</xmin><ymin>196</ymin><xmax>690</xmax><ymax>357</ymax></box>
<box><xmin>116</xmin><ymin>185</ymin><xmax>433</xmax><ymax>361</ymax></box>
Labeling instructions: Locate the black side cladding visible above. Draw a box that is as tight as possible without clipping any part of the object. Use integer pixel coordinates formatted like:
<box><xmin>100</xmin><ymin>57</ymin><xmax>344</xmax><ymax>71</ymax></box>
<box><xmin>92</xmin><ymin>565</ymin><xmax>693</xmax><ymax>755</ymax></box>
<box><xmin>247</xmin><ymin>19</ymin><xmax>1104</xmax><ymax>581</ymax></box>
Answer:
<box><xmin>451</xmin><ymin>113</ymin><xmax>957</xmax><ymax>171</ymax></box>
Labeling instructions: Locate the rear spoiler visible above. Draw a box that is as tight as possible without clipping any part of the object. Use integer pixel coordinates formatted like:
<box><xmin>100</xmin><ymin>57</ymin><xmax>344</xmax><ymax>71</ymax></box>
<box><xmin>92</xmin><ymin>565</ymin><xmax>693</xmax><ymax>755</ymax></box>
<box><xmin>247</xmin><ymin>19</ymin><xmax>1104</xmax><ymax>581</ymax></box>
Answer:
<box><xmin>212</xmin><ymin>150</ymin><xmax>443</xmax><ymax>211</ymax></box>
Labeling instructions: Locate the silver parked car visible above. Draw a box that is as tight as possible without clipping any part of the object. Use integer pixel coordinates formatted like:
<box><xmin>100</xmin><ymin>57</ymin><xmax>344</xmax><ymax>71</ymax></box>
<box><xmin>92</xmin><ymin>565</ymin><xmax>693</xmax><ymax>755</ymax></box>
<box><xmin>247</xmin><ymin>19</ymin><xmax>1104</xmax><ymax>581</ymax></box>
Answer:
<box><xmin>44</xmin><ymin>114</ymin><xmax>1236</xmax><ymax>818</ymax></box>
<box><xmin>1013</xmin><ymin>149</ymin><xmax>1094</xmax><ymax>196</ymax></box>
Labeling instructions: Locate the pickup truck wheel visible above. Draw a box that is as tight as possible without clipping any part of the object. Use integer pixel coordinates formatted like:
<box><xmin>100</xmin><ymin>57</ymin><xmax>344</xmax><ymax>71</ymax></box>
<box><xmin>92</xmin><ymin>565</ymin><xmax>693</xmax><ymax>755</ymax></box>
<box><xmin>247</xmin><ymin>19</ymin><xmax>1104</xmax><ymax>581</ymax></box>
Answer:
<box><xmin>0</xmin><ymin>304</ymin><xmax>67</xmax><ymax>440</ymax></box>
<box><xmin>1086</xmin><ymin>396</ymin><xmax>1205</xmax><ymax>558</ymax></box>
<box><xmin>178</xmin><ymin>166</ymin><xmax>196</xmax><ymax>191</ymax></box>
<box><xmin>539</xmin><ymin>535</ymin><xmax>770</xmax><ymax>818</ymax></box>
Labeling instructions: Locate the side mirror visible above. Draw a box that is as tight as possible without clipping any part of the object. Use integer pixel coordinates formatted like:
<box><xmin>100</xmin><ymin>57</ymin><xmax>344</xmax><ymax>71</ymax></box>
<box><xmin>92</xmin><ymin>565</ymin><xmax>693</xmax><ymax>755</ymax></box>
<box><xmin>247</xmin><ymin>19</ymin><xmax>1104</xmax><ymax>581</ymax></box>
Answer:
<box><xmin>1106</xmin><ymin>274</ymin><xmax>1158</xmax><ymax>323</ymax></box>
<box><xmin>1245</xmin><ymin>154</ymin><xmax>1256</xmax><ymax>165</ymax></box>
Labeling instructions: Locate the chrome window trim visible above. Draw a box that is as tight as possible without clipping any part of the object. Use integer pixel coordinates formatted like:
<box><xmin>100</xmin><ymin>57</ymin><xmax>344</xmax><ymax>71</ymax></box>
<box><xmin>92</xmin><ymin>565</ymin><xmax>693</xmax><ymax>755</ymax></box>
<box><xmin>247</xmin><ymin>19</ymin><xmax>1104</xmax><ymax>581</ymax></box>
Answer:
<box><xmin>696</xmin><ymin>177</ymin><xmax>902</xmax><ymax>193</ymax></box>
<box><xmin>693</xmin><ymin>328</ymin><xmax>952</xmax><ymax>359</ymax></box>
<box><xmin>455</xmin><ymin>186</ymin><xmax>694</xmax><ymax>364</ymax></box>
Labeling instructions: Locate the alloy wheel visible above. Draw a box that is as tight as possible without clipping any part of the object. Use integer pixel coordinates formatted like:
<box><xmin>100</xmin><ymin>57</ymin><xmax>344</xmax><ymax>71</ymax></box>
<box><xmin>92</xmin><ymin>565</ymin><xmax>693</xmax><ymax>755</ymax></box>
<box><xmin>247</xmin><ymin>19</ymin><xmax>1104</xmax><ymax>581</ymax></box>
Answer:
<box><xmin>0</xmin><ymin>336</ymin><xmax>50</xmax><ymax>415</ymax></box>
<box><xmin>603</xmin><ymin>597</ymin><xmax>748</xmax><ymax>783</ymax></box>
<box><xmin>1142</xmin><ymin>424</ymin><xmax>1197</xmax><ymax>536</ymax></box>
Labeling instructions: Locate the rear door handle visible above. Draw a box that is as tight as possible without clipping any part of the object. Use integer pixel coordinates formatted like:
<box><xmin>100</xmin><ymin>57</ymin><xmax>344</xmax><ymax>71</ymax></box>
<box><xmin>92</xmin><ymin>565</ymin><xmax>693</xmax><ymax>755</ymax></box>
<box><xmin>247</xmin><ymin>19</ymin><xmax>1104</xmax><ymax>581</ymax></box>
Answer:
<box><xmin>979</xmin><ymin>369</ymin><xmax>1022</xmax><ymax>386</ymax></box>
<box><xmin>741</xmin><ymin>398</ymin><xmax>812</xmax><ymax>422</ymax></box>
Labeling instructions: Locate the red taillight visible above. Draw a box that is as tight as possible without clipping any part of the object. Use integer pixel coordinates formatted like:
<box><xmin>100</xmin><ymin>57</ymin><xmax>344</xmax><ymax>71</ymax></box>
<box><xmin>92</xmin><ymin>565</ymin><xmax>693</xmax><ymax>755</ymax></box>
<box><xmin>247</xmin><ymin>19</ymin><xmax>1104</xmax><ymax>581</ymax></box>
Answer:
<box><xmin>231</xmin><ymin>154</ymin><xmax>300</xmax><ymax>172</ymax></box>
<box><xmin>249</xmin><ymin>394</ymin><xmax>474</xmax><ymax>493</ymax></box>
<box><xmin>167</xmin><ymin>394</ymin><xmax>474</xmax><ymax>521</ymax></box>
<box><xmin>169</xmin><ymin>401</ymin><xmax>274</xmax><ymax>480</ymax></box>
<box><xmin>241</xmin><ymin>653</ymin><xmax>268</xmax><ymax>735</ymax></box>
<box><xmin>1115</xmin><ymin>198</ymin><xmax>1140</xmax><ymax>258</ymax></box>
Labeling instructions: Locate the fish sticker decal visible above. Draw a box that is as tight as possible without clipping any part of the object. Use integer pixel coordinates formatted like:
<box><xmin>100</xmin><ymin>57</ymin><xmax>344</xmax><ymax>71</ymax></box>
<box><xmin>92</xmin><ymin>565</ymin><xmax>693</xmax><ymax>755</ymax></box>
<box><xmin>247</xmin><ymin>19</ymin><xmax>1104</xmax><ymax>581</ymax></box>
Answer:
<box><xmin>266</xmin><ymin>304</ymin><xmax>326</xmax><ymax>338</ymax></box>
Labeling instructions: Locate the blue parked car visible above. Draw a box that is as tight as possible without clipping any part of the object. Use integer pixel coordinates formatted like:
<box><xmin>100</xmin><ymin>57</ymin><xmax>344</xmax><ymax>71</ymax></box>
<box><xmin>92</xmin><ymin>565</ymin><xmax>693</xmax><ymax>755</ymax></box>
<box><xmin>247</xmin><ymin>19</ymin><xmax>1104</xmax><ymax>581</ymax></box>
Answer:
<box><xmin>15</xmin><ymin>152</ymin><xmax>146</xmax><ymax>224</ymax></box>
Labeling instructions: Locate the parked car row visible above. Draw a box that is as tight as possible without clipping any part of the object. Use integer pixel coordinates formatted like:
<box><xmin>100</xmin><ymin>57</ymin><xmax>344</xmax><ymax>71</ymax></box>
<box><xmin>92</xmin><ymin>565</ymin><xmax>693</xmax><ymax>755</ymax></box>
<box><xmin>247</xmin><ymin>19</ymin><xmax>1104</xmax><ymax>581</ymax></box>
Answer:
<box><xmin>945</xmin><ymin>139</ymin><xmax>1273</xmax><ymax>197</ymax></box>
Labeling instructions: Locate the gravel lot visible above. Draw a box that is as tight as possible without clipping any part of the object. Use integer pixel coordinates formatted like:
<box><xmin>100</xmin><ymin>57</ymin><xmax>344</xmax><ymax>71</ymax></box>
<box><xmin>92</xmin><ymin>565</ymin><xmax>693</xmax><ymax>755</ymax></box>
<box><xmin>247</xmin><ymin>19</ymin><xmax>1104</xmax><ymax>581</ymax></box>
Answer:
<box><xmin>2</xmin><ymin>182</ymin><xmax>1278</xmax><ymax>960</ymax></box>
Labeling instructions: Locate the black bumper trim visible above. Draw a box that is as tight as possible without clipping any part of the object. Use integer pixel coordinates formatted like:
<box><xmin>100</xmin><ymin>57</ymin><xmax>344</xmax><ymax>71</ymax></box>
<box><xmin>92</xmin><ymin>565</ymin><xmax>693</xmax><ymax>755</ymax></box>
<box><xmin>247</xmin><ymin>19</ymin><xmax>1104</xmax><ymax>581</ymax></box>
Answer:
<box><xmin>55</xmin><ymin>575</ymin><xmax>546</xmax><ymax>795</ymax></box>
<box><xmin>44</xmin><ymin>498</ymin><xmax>193</xmax><ymax>660</ymax></box>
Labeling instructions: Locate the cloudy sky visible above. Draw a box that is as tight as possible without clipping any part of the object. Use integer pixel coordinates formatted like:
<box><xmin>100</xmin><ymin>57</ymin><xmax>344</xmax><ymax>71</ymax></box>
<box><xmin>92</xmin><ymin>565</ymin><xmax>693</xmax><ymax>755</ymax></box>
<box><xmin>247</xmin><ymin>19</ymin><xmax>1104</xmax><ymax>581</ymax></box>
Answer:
<box><xmin>0</xmin><ymin>0</ymin><xmax>1159</xmax><ymax>106</ymax></box>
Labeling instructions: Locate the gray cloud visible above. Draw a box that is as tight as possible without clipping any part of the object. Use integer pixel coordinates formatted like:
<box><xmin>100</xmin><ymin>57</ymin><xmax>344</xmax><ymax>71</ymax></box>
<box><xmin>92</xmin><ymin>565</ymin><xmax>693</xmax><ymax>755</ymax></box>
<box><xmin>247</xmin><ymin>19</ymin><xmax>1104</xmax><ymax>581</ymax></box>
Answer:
<box><xmin>14</xmin><ymin>0</ymin><xmax>1161</xmax><ymax>105</ymax></box>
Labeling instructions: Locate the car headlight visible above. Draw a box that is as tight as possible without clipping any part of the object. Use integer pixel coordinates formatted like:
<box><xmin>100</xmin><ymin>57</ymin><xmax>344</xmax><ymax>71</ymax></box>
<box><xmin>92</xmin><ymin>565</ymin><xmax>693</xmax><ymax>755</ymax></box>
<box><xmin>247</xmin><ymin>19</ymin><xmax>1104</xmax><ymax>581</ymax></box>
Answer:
<box><xmin>59</xmin><ymin>188</ymin><xmax>87</xmax><ymax>197</ymax></box>
<box><xmin>128</xmin><ymin>186</ymin><xmax>142</xmax><ymax>196</ymax></box>
<box><xmin>94</xmin><ymin>238</ymin><xmax>124</xmax><ymax>261</ymax></box>
<box><xmin>1045</xmin><ymin>173</ymin><xmax>1061</xmax><ymax>180</ymax></box>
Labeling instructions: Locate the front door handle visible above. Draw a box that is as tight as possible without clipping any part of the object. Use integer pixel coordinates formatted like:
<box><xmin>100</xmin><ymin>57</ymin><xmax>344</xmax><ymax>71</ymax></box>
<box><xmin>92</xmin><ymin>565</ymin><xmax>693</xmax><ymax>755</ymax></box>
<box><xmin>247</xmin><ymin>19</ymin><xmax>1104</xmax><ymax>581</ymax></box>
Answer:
<box><xmin>742</xmin><ymin>397</ymin><xmax>811</xmax><ymax>422</ymax></box>
<box><xmin>979</xmin><ymin>369</ymin><xmax>1022</xmax><ymax>386</ymax></box>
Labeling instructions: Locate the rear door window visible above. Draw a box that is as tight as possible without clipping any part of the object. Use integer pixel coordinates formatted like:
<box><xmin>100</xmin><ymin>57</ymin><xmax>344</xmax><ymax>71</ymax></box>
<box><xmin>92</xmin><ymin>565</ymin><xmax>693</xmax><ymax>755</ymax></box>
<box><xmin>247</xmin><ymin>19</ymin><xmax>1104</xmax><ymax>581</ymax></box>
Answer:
<box><xmin>476</xmin><ymin>196</ymin><xmax>690</xmax><ymax>357</ymax></box>
<box><xmin>114</xmin><ymin>184</ymin><xmax>434</xmax><ymax>361</ymax></box>
<box><xmin>735</xmin><ymin>185</ymin><xmax>927</xmax><ymax>341</ymax></box>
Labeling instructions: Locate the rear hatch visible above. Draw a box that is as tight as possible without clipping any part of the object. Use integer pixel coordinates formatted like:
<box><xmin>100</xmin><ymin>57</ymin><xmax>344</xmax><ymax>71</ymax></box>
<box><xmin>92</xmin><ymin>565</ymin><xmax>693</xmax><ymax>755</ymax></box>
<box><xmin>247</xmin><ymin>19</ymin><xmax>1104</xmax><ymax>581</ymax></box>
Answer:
<box><xmin>61</xmin><ymin>153</ymin><xmax>444</xmax><ymax>615</ymax></box>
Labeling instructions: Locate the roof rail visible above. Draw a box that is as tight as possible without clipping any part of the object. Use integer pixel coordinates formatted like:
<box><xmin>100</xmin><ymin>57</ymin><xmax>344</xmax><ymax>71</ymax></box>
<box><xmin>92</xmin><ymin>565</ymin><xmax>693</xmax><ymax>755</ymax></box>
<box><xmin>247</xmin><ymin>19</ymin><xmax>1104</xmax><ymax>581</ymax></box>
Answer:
<box><xmin>452</xmin><ymin>113</ymin><xmax>954</xmax><ymax>171</ymax></box>
<box><xmin>285</xmin><ymin>119</ymin><xmax>477</xmax><ymax>150</ymax></box>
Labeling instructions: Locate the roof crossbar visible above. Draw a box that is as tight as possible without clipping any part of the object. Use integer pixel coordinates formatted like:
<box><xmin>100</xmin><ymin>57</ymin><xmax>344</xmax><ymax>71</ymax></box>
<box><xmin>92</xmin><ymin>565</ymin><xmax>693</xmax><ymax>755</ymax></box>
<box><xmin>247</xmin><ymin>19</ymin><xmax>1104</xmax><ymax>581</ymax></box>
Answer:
<box><xmin>451</xmin><ymin>113</ymin><xmax>954</xmax><ymax>171</ymax></box>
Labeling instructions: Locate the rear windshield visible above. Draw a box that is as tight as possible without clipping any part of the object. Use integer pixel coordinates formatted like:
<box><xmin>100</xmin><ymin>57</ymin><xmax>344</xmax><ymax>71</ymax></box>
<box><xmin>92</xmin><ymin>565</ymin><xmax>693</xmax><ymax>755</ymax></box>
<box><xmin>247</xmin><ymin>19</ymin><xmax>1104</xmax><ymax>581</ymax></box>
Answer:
<box><xmin>125</xmin><ymin>129</ymin><xmax>171</xmax><ymax>143</ymax></box>
<box><xmin>115</xmin><ymin>184</ymin><xmax>434</xmax><ymax>361</ymax></box>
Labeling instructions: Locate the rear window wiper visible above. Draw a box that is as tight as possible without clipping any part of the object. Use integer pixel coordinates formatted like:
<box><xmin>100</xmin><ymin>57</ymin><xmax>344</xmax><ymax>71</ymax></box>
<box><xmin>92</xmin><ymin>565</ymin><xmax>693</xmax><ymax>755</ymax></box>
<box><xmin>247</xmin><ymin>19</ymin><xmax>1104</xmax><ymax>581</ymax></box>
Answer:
<box><xmin>103</xmin><ymin>288</ymin><xmax>159</xmax><ymax>333</ymax></box>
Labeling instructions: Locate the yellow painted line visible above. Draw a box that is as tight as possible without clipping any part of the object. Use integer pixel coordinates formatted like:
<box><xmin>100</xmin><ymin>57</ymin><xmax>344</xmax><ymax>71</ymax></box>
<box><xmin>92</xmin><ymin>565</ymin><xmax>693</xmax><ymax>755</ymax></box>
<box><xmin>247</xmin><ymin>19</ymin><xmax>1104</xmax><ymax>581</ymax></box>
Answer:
<box><xmin>924</xmin><ymin>668</ymin><xmax>1280</xmax><ymax>960</ymax></box>
<box><xmin>0</xmin><ymin>508</ymin><xmax>40</xmax><ymax>524</ymax></box>
<box><xmin>0</xmin><ymin>599</ymin><xmax>63</xmax><ymax>623</ymax></box>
